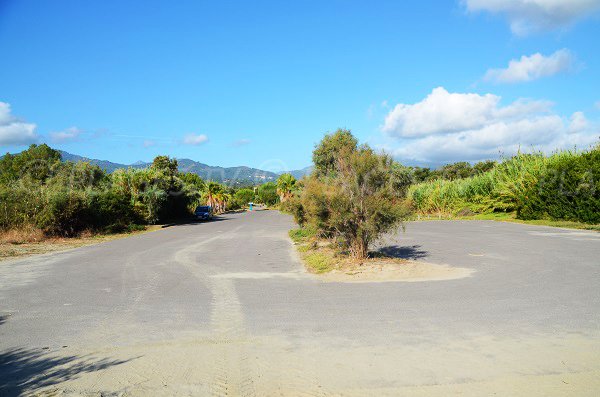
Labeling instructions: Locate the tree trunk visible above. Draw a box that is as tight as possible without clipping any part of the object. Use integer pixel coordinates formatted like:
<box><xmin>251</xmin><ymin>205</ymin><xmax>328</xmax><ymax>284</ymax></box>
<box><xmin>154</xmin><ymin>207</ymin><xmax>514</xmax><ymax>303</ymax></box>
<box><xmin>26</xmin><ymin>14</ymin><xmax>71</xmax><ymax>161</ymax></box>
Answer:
<box><xmin>350</xmin><ymin>237</ymin><xmax>368</xmax><ymax>260</ymax></box>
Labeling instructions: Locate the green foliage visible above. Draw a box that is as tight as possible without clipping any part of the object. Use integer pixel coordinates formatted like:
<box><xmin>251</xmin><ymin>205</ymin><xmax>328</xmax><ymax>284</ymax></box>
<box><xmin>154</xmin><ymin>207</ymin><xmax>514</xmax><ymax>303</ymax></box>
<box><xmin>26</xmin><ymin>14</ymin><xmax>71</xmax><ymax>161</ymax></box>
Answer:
<box><xmin>472</xmin><ymin>160</ymin><xmax>496</xmax><ymax>175</ymax></box>
<box><xmin>409</xmin><ymin>147</ymin><xmax>600</xmax><ymax>224</ymax></box>
<box><xmin>257</xmin><ymin>182</ymin><xmax>279</xmax><ymax>206</ymax></box>
<box><xmin>233</xmin><ymin>188</ymin><xmax>255</xmax><ymax>208</ymax></box>
<box><xmin>0</xmin><ymin>148</ymin><xmax>243</xmax><ymax>236</ymax></box>
<box><xmin>296</xmin><ymin>131</ymin><xmax>406</xmax><ymax>259</ymax></box>
<box><xmin>304</xmin><ymin>251</ymin><xmax>335</xmax><ymax>273</ymax></box>
<box><xmin>520</xmin><ymin>148</ymin><xmax>600</xmax><ymax>223</ymax></box>
<box><xmin>276</xmin><ymin>173</ymin><xmax>297</xmax><ymax>201</ymax></box>
<box><xmin>438</xmin><ymin>161</ymin><xmax>472</xmax><ymax>180</ymax></box>
<box><xmin>312</xmin><ymin>128</ymin><xmax>358</xmax><ymax>177</ymax></box>
<box><xmin>0</xmin><ymin>144</ymin><xmax>62</xmax><ymax>184</ymax></box>
<box><xmin>288</xmin><ymin>226</ymin><xmax>316</xmax><ymax>243</ymax></box>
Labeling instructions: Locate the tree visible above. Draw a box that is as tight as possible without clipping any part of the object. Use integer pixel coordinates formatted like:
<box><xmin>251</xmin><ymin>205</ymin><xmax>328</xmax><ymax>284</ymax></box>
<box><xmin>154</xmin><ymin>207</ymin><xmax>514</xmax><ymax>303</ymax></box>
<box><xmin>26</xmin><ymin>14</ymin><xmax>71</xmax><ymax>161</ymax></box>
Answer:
<box><xmin>299</xmin><ymin>131</ymin><xmax>406</xmax><ymax>259</ymax></box>
<box><xmin>203</xmin><ymin>181</ymin><xmax>223</xmax><ymax>210</ymax></box>
<box><xmin>151</xmin><ymin>155</ymin><xmax>179</xmax><ymax>191</ymax></box>
<box><xmin>276</xmin><ymin>173</ymin><xmax>297</xmax><ymax>202</ymax></box>
<box><xmin>412</xmin><ymin>167</ymin><xmax>432</xmax><ymax>183</ymax></box>
<box><xmin>390</xmin><ymin>163</ymin><xmax>415</xmax><ymax>198</ymax></box>
<box><xmin>257</xmin><ymin>182</ymin><xmax>279</xmax><ymax>206</ymax></box>
<box><xmin>0</xmin><ymin>144</ymin><xmax>62</xmax><ymax>184</ymax></box>
<box><xmin>439</xmin><ymin>162</ymin><xmax>472</xmax><ymax>180</ymax></box>
<box><xmin>312</xmin><ymin>128</ymin><xmax>358</xmax><ymax>177</ymax></box>
<box><xmin>234</xmin><ymin>188</ymin><xmax>255</xmax><ymax>207</ymax></box>
<box><xmin>472</xmin><ymin>160</ymin><xmax>496</xmax><ymax>175</ymax></box>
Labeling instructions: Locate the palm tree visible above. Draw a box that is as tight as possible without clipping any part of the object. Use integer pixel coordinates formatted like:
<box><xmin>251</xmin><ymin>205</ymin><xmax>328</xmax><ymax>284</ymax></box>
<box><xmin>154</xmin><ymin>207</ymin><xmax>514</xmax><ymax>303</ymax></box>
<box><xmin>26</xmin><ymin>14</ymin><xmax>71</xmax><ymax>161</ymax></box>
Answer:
<box><xmin>203</xmin><ymin>182</ymin><xmax>223</xmax><ymax>211</ymax></box>
<box><xmin>277</xmin><ymin>173</ymin><xmax>297</xmax><ymax>202</ymax></box>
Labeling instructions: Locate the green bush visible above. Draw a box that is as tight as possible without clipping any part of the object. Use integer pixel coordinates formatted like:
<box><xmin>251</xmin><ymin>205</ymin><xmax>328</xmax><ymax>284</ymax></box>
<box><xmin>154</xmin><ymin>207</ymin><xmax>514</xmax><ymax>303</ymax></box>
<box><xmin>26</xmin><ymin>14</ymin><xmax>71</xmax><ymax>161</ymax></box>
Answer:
<box><xmin>520</xmin><ymin>148</ymin><xmax>600</xmax><ymax>223</ymax></box>
<box><xmin>409</xmin><ymin>147</ymin><xmax>599</xmax><ymax>224</ymax></box>
<box><xmin>257</xmin><ymin>182</ymin><xmax>279</xmax><ymax>206</ymax></box>
<box><xmin>36</xmin><ymin>189</ymin><xmax>93</xmax><ymax>236</ymax></box>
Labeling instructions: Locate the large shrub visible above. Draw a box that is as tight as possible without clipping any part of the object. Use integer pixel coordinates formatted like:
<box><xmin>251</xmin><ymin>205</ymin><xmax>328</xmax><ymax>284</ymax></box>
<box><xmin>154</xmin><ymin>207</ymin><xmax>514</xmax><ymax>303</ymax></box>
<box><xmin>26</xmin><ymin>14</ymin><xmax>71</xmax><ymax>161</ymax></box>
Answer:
<box><xmin>296</xmin><ymin>132</ymin><xmax>406</xmax><ymax>259</ymax></box>
<box><xmin>520</xmin><ymin>148</ymin><xmax>599</xmax><ymax>223</ymax></box>
<box><xmin>257</xmin><ymin>182</ymin><xmax>279</xmax><ymax>206</ymax></box>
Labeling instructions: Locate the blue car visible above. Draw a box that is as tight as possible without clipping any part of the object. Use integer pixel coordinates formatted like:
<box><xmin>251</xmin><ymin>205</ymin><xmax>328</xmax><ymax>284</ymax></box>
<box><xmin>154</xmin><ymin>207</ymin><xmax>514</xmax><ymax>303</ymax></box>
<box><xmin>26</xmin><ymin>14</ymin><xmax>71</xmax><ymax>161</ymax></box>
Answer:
<box><xmin>194</xmin><ymin>205</ymin><xmax>213</xmax><ymax>220</ymax></box>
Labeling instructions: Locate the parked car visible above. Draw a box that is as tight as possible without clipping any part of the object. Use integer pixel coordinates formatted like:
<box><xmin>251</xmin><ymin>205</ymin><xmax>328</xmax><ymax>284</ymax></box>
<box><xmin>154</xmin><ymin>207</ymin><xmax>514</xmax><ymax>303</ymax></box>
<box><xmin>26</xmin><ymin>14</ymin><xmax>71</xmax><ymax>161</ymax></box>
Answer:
<box><xmin>194</xmin><ymin>205</ymin><xmax>213</xmax><ymax>220</ymax></box>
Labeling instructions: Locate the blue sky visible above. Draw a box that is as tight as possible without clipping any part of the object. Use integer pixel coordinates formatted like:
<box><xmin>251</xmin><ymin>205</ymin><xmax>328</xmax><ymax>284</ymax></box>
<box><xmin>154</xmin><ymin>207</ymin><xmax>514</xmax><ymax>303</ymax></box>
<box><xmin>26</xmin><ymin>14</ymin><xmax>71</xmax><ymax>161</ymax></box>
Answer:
<box><xmin>1</xmin><ymin>0</ymin><xmax>599</xmax><ymax>170</ymax></box>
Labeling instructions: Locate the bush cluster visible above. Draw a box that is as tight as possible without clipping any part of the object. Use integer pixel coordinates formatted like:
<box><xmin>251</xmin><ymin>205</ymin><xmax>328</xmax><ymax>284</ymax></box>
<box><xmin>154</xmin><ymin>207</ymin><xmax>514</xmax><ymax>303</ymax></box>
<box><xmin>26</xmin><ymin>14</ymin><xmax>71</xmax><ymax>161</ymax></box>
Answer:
<box><xmin>409</xmin><ymin>146</ymin><xmax>600</xmax><ymax>224</ymax></box>
<box><xmin>0</xmin><ymin>144</ymin><xmax>270</xmax><ymax>237</ymax></box>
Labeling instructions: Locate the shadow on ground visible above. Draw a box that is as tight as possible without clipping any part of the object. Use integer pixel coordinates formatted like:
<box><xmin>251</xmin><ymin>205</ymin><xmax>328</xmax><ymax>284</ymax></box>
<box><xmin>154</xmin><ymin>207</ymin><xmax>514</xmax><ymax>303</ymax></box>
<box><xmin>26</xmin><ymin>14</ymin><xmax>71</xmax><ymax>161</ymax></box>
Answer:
<box><xmin>0</xmin><ymin>348</ymin><xmax>132</xmax><ymax>396</ymax></box>
<box><xmin>374</xmin><ymin>245</ymin><xmax>429</xmax><ymax>260</ymax></box>
<box><xmin>161</xmin><ymin>215</ymin><xmax>230</xmax><ymax>228</ymax></box>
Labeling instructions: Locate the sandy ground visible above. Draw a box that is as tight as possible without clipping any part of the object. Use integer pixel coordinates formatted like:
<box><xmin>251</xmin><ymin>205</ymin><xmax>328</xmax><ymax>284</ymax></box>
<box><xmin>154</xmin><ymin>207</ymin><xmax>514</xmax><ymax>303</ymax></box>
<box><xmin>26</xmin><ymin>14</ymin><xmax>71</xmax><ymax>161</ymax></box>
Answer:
<box><xmin>318</xmin><ymin>260</ymin><xmax>475</xmax><ymax>283</ymax></box>
<box><xmin>29</xmin><ymin>330</ymin><xmax>600</xmax><ymax>396</ymax></box>
<box><xmin>0</xmin><ymin>226</ymin><xmax>161</xmax><ymax>262</ymax></box>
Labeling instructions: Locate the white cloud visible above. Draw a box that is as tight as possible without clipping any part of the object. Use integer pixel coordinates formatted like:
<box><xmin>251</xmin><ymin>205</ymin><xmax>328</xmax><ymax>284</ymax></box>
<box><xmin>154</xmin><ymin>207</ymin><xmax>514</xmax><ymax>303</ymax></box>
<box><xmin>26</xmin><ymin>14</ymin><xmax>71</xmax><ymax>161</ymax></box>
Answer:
<box><xmin>463</xmin><ymin>0</ymin><xmax>600</xmax><ymax>35</ymax></box>
<box><xmin>484</xmin><ymin>49</ymin><xmax>574</xmax><ymax>83</ymax></box>
<box><xmin>595</xmin><ymin>101</ymin><xmax>600</xmax><ymax>110</ymax></box>
<box><xmin>568</xmin><ymin>111</ymin><xmax>588</xmax><ymax>133</ymax></box>
<box><xmin>382</xmin><ymin>87</ymin><xmax>599</xmax><ymax>163</ymax></box>
<box><xmin>0</xmin><ymin>102</ymin><xmax>39</xmax><ymax>146</ymax></box>
<box><xmin>382</xmin><ymin>87</ymin><xmax>552</xmax><ymax>137</ymax></box>
<box><xmin>143</xmin><ymin>140</ymin><xmax>155</xmax><ymax>148</ymax></box>
<box><xmin>50</xmin><ymin>126</ymin><xmax>82</xmax><ymax>143</ymax></box>
<box><xmin>232</xmin><ymin>138</ymin><xmax>251</xmax><ymax>147</ymax></box>
<box><xmin>182</xmin><ymin>133</ymin><xmax>209</xmax><ymax>146</ymax></box>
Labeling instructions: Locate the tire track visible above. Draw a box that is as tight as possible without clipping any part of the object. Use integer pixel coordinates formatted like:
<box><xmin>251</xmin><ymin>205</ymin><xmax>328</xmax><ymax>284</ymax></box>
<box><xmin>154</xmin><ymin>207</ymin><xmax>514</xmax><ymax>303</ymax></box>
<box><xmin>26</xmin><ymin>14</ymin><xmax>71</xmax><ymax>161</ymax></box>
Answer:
<box><xmin>173</xmin><ymin>226</ymin><xmax>257</xmax><ymax>397</ymax></box>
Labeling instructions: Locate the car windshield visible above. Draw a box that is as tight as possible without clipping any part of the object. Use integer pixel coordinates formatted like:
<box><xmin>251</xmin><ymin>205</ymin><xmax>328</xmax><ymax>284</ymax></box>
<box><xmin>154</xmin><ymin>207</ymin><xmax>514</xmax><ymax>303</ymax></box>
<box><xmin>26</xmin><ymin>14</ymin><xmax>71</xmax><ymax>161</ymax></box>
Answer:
<box><xmin>196</xmin><ymin>206</ymin><xmax>210</xmax><ymax>212</ymax></box>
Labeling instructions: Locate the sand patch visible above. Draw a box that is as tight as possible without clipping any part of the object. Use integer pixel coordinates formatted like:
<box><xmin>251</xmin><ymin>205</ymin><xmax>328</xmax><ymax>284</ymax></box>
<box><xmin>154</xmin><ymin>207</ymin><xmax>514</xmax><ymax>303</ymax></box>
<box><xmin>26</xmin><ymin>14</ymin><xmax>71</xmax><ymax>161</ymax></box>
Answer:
<box><xmin>318</xmin><ymin>260</ymin><xmax>474</xmax><ymax>283</ymax></box>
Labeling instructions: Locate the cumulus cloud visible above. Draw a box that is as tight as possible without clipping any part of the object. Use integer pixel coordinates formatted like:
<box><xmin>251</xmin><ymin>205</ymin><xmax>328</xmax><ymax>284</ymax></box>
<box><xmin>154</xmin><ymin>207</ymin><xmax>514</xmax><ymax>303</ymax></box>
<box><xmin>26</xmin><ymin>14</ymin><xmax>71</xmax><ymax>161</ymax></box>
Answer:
<box><xmin>182</xmin><ymin>133</ymin><xmax>209</xmax><ymax>146</ymax></box>
<box><xmin>382</xmin><ymin>87</ymin><xmax>599</xmax><ymax>163</ymax></box>
<box><xmin>50</xmin><ymin>126</ymin><xmax>82</xmax><ymax>143</ymax></box>
<box><xmin>0</xmin><ymin>102</ymin><xmax>39</xmax><ymax>146</ymax></box>
<box><xmin>484</xmin><ymin>49</ymin><xmax>574</xmax><ymax>83</ymax></box>
<box><xmin>382</xmin><ymin>87</ymin><xmax>553</xmax><ymax>137</ymax></box>
<box><xmin>463</xmin><ymin>0</ymin><xmax>600</xmax><ymax>35</ymax></box>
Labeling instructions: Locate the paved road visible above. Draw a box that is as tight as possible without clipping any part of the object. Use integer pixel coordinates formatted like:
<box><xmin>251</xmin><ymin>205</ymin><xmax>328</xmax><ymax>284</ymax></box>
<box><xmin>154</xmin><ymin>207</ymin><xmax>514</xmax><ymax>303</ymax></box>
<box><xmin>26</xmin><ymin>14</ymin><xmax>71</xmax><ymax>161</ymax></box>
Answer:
<box><xmin>1</xmin><ymin>210</ymin><xmax>599</xmax><ymax>396</ymax></box>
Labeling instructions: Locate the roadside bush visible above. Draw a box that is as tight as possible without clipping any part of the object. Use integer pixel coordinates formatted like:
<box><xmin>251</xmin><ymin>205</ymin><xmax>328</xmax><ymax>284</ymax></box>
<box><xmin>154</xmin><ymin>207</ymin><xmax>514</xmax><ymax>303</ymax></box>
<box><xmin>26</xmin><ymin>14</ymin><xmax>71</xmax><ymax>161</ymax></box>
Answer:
<box><xmin>257</xmin><ymin>182</ymin><xmax>279</xmax><ymax>206</ymax></box>
<box><xmin>233</xmin><ymin>188</ymin><xmax>255</xmax><ymax>208</ymax></box>
<box><xmin>409</xmin><ymin>146</ymin><xmax>599</xmax><ymax>224</ymax></box>
<box><xmin>36</xmin><ymin>189</ymin><xmax>93</xmax><ymax>236</ymax></box>
<box><xmin>90</xmin><ymin>190</ymin><xmax>141</xmax><ymax>232</ymax></box>
<box><xmin>520</xmin><ymin>147</ymin><xmax>600</xmax><ymax>223</ymax></box>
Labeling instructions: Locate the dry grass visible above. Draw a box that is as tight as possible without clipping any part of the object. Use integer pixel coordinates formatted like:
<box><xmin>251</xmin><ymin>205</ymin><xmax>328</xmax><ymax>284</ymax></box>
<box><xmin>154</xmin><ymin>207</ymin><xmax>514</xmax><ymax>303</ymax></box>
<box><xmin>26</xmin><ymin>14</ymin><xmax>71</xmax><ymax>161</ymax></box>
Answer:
<box><xmin>0</xmin><ymin>225</ymin><xmax>161</xmax><ymax>261</ymax></box>
<box><xmin>0</xmin><ymin>226</ymin><xmax>45</xmax><ymax>244</ymax></box>
<box><xmin>289</xmin><ymin>227</ymin><xmax>408</xmax><ymax>274</ymax></box>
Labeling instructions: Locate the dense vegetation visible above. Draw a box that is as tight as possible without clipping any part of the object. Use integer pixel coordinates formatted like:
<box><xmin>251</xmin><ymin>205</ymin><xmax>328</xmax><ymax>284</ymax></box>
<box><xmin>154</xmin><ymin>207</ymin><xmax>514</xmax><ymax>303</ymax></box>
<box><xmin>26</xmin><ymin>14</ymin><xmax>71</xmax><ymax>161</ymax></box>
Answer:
<box><xmin>0</xmin><ymin>144</ymin><xmax>279</xmax><ymax>238</ymax></box>
<box><xmin>409</xmin><ymin>147</ymin><xmax>600</xmax><ymax>224</ymax></box>
<box><xmin>2</xmin><ymin>136</ymin><xmax>597</xmax><ymax>244</ymax></box>
<box><xmin>283</xmin><ymin>129</ymin><xmax>407</xmax><ymax>259</ymax></box>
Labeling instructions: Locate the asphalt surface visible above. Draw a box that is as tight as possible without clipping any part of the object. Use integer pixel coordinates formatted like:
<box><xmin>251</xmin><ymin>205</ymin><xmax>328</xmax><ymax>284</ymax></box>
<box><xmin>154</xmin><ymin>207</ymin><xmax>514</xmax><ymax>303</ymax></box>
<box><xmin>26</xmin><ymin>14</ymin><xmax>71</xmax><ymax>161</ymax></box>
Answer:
<box><xmin>1</xmin><ymin>210</ymin><xmax>599</xmax><ymax>396</ymax></box>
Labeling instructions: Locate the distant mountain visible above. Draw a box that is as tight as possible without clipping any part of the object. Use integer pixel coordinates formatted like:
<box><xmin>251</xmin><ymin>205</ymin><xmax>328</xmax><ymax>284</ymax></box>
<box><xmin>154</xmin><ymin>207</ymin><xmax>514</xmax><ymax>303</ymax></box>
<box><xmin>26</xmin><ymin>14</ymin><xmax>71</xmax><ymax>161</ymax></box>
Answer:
<box><xmin>283</xmin><ymin>166</ymin><xmax>313</xmax><ymax>179</ymax></box>
<box><xmin>58</xmin><ymin>150</ymin><xmax>280</xmax><ymax>184</ymax></box>
<box><xmin>59</xmin><ymin>151</ymin><xmax>145</xmax><ymax>173</ymax></box>
<box><xmin>176</xmin><ymin>158</ymin><xmax>279</xmax><ymax>184</ymax></box>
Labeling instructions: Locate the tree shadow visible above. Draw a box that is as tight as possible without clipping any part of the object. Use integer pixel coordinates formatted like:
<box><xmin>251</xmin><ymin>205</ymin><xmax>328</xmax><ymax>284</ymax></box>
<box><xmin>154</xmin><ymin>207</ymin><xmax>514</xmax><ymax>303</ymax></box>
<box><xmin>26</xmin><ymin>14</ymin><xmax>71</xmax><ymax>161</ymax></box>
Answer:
<box><xmin>0</xmin><ymin>347</ymin><xmax>132</xmax><ymax>396</ymax></box>
<box><xmin>161</xmin><ymin>215</ymin><xmax>230</xmax><ymax>228</ymax></box>
<box><xmin>373</xmin><ymin>245</ymin><xmax>429</xmax><ymax>260</ymax></box>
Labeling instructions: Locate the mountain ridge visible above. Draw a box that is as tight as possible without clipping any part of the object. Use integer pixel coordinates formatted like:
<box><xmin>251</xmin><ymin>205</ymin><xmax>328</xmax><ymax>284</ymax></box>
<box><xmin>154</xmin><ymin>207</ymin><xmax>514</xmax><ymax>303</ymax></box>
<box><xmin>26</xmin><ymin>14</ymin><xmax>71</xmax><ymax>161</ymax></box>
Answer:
<box><xmin>58</xmin><ymin>150</ymin><xmax>311</xmax><ymax>184</ymax></box>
